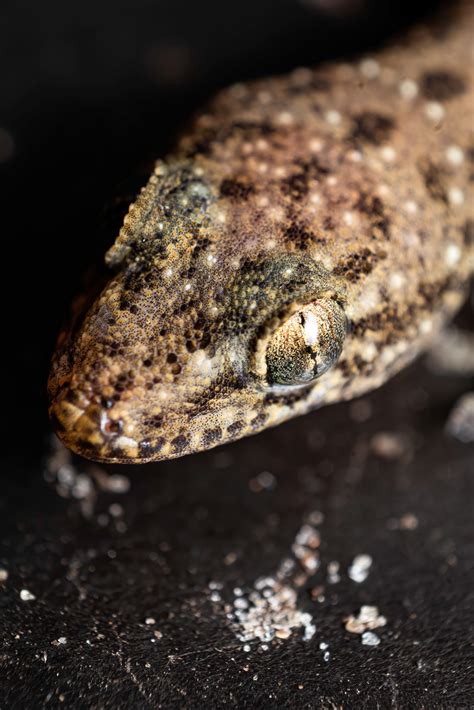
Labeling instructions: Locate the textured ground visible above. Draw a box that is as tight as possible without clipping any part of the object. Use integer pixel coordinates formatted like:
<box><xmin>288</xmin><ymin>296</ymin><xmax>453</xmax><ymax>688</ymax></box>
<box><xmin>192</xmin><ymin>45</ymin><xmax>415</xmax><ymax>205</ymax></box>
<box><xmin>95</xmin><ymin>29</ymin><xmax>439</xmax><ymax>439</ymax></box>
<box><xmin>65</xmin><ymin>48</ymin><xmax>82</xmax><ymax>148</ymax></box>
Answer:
<box><xmin>1</xmin><ymin>343</ymin><xmax>474</xmax><ymax>707</ymax></box>
<box><xmin>1</xmin><ymin>0</ymin><xmax>473</xmax><ymax>707</ymax></box>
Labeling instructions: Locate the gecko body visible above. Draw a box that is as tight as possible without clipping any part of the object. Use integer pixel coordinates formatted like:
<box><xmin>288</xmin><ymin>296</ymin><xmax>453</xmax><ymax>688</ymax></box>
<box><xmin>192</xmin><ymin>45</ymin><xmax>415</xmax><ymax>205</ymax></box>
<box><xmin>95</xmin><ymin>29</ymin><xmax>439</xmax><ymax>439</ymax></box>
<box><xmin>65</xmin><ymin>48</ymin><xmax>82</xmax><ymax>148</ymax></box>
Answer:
<box><xmin>49</xmin><ymin>2</ymin><xmax>474</xmax><ymax>463</ymax></box>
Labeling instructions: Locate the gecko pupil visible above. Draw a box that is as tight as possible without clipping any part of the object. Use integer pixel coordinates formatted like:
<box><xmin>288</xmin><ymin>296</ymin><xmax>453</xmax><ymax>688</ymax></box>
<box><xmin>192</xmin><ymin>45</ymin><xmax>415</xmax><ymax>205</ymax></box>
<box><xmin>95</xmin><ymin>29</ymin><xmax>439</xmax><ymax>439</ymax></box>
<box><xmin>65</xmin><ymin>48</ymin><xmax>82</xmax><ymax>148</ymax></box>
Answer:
<box><xmin>265</xmin><ymin>299</ymin><xmax>347</xmax><ymax>386</ymax></box>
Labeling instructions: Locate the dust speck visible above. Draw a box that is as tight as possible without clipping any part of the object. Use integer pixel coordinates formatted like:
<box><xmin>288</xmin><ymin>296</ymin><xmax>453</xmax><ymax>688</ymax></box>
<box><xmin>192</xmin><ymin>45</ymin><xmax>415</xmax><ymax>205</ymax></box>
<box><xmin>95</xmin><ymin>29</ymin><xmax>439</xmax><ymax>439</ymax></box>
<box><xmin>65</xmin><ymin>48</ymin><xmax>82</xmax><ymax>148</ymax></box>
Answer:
<box><xmin>51</xmin><ymin>637</ymin><xmax>67</xmax><ymax>646</ymax></box>
<box><xmin>348</xmin><ymin>554</ymin><xmax>372</xmax><ymax>583</ymax></box>
<box><xmin>344</xmin><ymin>605</ymin><xmax>387</xmax><ymax>634</ymax></box>
<box><xmin>370</xmin><ymin>431</ymin><xmax>410</xmax><ymax>460</ymax></box>
<box><xmin>20</xmin><ymin>589</ymin><xmax>35</xmax><ymax>601</ymax></box>
<box><xmin>361</xmin><ymin>631</ymin><xmax>380</xmax><ymax>646</ymax></box>
<box><xmin>249</xmin><ymin>471</ymin><xmax>277</xmax><ymax>492</ymax></box>
<box><xmin>327</xmin><ymin>561</ymin><xmax>341</xmax><ymax>584</ymax></box>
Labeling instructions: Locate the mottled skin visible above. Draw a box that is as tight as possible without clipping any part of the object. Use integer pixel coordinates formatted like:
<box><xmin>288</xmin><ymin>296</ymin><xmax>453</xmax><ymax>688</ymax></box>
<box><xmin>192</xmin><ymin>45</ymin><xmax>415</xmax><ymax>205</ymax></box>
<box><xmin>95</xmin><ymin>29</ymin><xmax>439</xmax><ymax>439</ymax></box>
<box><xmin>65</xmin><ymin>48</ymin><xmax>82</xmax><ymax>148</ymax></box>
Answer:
<box><xmin>49</xmin><ymin>2</ymin><xmax>474</xmax><ymax>463</ymax></box>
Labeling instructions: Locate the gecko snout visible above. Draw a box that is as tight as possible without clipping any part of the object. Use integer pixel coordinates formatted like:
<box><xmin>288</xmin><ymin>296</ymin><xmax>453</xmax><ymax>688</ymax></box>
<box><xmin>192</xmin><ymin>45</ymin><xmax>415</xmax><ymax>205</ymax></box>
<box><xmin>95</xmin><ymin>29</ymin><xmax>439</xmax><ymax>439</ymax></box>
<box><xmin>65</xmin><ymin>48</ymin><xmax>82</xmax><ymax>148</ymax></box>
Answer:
<box><xmin>50</xmin><ymin>390</ymin><xmax>147</xmax><ymax>463</ymax></box>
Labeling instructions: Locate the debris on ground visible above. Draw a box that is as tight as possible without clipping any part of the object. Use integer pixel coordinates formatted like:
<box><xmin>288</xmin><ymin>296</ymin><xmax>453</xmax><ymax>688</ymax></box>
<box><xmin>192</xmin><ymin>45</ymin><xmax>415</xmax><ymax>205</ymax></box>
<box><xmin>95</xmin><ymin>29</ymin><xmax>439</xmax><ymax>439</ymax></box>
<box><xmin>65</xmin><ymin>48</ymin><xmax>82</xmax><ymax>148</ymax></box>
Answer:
<box><xmin>387</xmin><ymin>513</ymin><xmax>419</xmax><ymax>531</ymax></box>
<box><xmin>445</xmin><ymin>392</ymin><xmax>474</xmax><ymax>443</ymax></box>
<box><xmin>20</xmin><ymin>589</ymin><xmax>36</xmax><ymax>601</ymax></box>
<box><xmin>230</xmin><ymin>578</ymin><xmax>316</xmax><ymax>646</ymax></box>
<box><xmin>344</xmin><ymin>605</ymin><xmax>387</xmax><ymax>634</ymax></box>
<box><xmin>370</xmin><ymin>431</ymin><xmax>412</xmax><ymax>460</ymax></box>
<box><xmin>44</xmin><ymin>436</ymin><xmax>130</xmax><ymax>519</ymax></box>
<box><xmin>248</xmin><ymin>471</ymin><xmax>277</xmax><ymax>492</ymax></box>
<box><xmin>208</xmin><ymin>511</ymin><xmax>387</xmax><ymax>655</ymax></box>
<box><xmin>348</xmin><ymin>554</ymin><xmax>372</xmax><ymax>583</ymax></box>
<box><xmin>361</xmin><ymin>631</ymin><xmax>380</xmax><ymax>646</ymax></box>
<box><xmin>427</xmin><ymin>327</ymin><xmax>474</xmax><ymax>377</ymax></box>
<box><xmin>327</xmin><ymin>561</ymin><xmax>341</xmax><ymax>584</ymax></box>
<box><xmin>51</xmin><ymin>637</ymin><xmax>67</xmax><ymax>646</ymax></box>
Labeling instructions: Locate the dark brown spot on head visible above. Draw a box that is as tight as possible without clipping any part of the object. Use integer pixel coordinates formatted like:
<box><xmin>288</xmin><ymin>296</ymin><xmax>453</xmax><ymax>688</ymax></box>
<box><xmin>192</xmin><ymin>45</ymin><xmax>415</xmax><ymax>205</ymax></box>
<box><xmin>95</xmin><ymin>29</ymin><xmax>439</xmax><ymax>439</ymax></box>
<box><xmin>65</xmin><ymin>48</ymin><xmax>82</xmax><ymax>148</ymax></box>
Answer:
<box><xmin>250</xmin><ymin>412</ymin><xmax>269</xmax><ymax>429</ymax></box>
<box><xmin>334</xmin><ymin>248</ymin><xmax>386</xmax><ymax>283</ymax></box>
<box><xmin>354</xmin><ymin>192</ymin><xmax>391</xmax><ymax>240</ymax></box>
<box><xmin>284</xmin><ymin>223</ymin><xmax>324</xmax><ymax>250</ymax></box>
<box><xmin>418</xmin><ymin>157</ymin><xmax>447</xmax><ymax>204</ymax></box>
<box><xmin>281</xmin><ymin>173</ymin><xmax>309</xmax><ymax>200</ymax></box>
<box><xmin>75</xmin><ymin>439</ymin><xmax>96</xmax><ymax>452</ymax></box>
<box><xmin>171</xmin><ymin>434</ymin><xmax>189</xmax><ymax>453</ymax></box>
<box><xmin>350</xmin><ymin>112</ymin><xmax>394</xmax><ymax>146</ymax></box>
<box><xmin>323</xmin><ymin>216</ymin><xmax>335</xmax><ymax>231</ymax></box>
<box><xmin>420</xmin><ymin>70</ymin><xmax>466</xmax><ymax>101</ymax></box>
<box><xmin>463</xmin><ymin>219</ymin><xmax>474</xmax><ymax>247</ymax></box>
<box><xmin>281</xmin><ymin>158</ymin><xmax>330</xmax><ymax>201</ymax></box>
<box><xmin>227</xmin><ymin>420</ymin><xmax>244</xmax><ymax>435</ymax></box>
<box><xmin>337</xmin><ymin>354</ymin><xmax>371</xmax><ymax>378</ymax></box>
<box><xmin>220</xmin><ymin>178</ymin><xmax>255</xmax><ymax>200</ymax></box>
<box><xmin>355</xmin><ymin>192</ymin><xmax>384</xmax><ymax>218</ymax></box>
<box><xmin>201</xmin><ymin>427</ymin><xmax>222</xmax><ymax>447</ymax></box>
<box><xmin>264</xmin><ymin>389</ymin><xmax>308</xmax><ymax>407</ymax></box>
<box><xmin>351</xmin><ymin>303</ymin><xmax>404</xmax><ymax>342</ymax></box>
<box><xmin>352</xmin><ymin>276</ymin><xmax>460</xmax><ymax>344</ymax></box>
<box><xmin>139</xmin><ymin>438</ymin><xmax>165</xmax><ymax>458</ymax></box>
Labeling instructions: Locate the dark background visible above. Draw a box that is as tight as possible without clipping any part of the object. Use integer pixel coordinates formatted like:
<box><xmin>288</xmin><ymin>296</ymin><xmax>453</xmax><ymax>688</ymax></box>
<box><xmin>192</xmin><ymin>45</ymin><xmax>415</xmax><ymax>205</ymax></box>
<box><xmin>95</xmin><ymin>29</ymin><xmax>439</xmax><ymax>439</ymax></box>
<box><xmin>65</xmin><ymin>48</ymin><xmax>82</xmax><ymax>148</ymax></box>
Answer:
<box><xmin>1</xmin><ymin>0</ymin><xmax>473</xmax><ymax>707</ymax></box>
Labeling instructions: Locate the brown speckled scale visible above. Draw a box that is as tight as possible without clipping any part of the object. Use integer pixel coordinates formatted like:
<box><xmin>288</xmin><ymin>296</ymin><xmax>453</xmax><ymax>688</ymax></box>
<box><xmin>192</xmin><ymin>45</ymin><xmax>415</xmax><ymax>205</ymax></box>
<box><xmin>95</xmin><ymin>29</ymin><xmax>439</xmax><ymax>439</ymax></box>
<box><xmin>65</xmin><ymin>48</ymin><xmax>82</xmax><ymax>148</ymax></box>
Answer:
<box><xmin>49</xmin><ymin>2</ymin><xmax>474</xmax><ymax>463</ymax></box>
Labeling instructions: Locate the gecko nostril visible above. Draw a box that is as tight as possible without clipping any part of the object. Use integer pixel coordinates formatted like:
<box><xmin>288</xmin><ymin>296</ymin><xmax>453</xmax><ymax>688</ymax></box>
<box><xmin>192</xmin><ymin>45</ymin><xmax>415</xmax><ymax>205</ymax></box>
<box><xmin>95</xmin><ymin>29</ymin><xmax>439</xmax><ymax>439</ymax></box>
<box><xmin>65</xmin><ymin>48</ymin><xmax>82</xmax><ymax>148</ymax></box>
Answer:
<box><xmin>102</xmin><ymin>419</ymin><xmax>123</xmax><ymax>437</ymax></box>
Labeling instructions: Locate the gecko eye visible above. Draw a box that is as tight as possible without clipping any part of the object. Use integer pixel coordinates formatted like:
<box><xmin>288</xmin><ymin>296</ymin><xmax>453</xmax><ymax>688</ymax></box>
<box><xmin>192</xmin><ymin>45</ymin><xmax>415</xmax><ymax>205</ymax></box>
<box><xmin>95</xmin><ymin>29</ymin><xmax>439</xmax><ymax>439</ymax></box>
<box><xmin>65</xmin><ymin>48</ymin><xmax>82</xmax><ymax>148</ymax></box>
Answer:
<box><xmin>265</xmin><ymin>299</ymin><xmax>347</xmax><ymax>386</ymax></box>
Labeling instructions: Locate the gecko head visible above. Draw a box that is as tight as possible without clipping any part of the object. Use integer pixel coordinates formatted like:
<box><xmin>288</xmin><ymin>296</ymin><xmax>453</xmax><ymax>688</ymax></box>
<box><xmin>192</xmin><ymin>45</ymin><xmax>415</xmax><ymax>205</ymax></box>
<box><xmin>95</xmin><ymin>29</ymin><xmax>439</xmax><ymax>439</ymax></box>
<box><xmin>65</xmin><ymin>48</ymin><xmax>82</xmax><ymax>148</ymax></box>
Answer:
<box><xmin>49</xmin><ymin>251</ymin><xmax>348</xmax><ymax>464</ymax></box>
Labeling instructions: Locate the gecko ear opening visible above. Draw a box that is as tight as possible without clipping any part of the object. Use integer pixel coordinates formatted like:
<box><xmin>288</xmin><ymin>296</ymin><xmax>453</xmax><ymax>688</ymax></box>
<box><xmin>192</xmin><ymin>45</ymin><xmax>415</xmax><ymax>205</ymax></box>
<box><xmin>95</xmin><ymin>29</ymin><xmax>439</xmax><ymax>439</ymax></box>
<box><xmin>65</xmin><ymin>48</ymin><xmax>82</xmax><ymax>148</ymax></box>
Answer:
<box><xmin>265</xmin><ymin>298</ymin><xmax>347</xmax><ymax>386</ymax></box>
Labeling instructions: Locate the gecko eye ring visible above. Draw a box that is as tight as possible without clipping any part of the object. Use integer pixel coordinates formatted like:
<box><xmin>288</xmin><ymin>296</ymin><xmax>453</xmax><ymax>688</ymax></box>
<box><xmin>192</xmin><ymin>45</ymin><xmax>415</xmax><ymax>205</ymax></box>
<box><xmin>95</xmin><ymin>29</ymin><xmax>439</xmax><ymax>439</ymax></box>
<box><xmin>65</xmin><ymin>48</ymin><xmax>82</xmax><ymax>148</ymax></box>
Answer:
<box><xmin>265</xmin><ymin>298</ymin><xmax>347</xmax><ymax>386</ymax></box>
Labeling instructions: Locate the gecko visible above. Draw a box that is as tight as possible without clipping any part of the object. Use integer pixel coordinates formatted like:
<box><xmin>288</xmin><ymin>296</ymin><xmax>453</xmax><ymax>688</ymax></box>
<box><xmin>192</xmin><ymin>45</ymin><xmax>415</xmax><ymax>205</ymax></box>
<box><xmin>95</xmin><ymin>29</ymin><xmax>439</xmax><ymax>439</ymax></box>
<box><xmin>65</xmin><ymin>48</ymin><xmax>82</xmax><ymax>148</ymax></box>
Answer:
<box><xmin>48</xmin><ymin>1</ymin><xmax>474</xmax><ymax>464</ymax></box>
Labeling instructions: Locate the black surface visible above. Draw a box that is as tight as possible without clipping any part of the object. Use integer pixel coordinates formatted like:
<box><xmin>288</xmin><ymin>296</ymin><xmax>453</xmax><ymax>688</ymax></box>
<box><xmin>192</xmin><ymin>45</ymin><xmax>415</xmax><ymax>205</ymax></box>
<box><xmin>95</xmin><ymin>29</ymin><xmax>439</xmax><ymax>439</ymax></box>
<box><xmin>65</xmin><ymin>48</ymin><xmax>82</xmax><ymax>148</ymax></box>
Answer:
<box><xmin>1</xmin><ymin>0</ymin><xmax>473</xmax><ymax>707</ymax></box>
